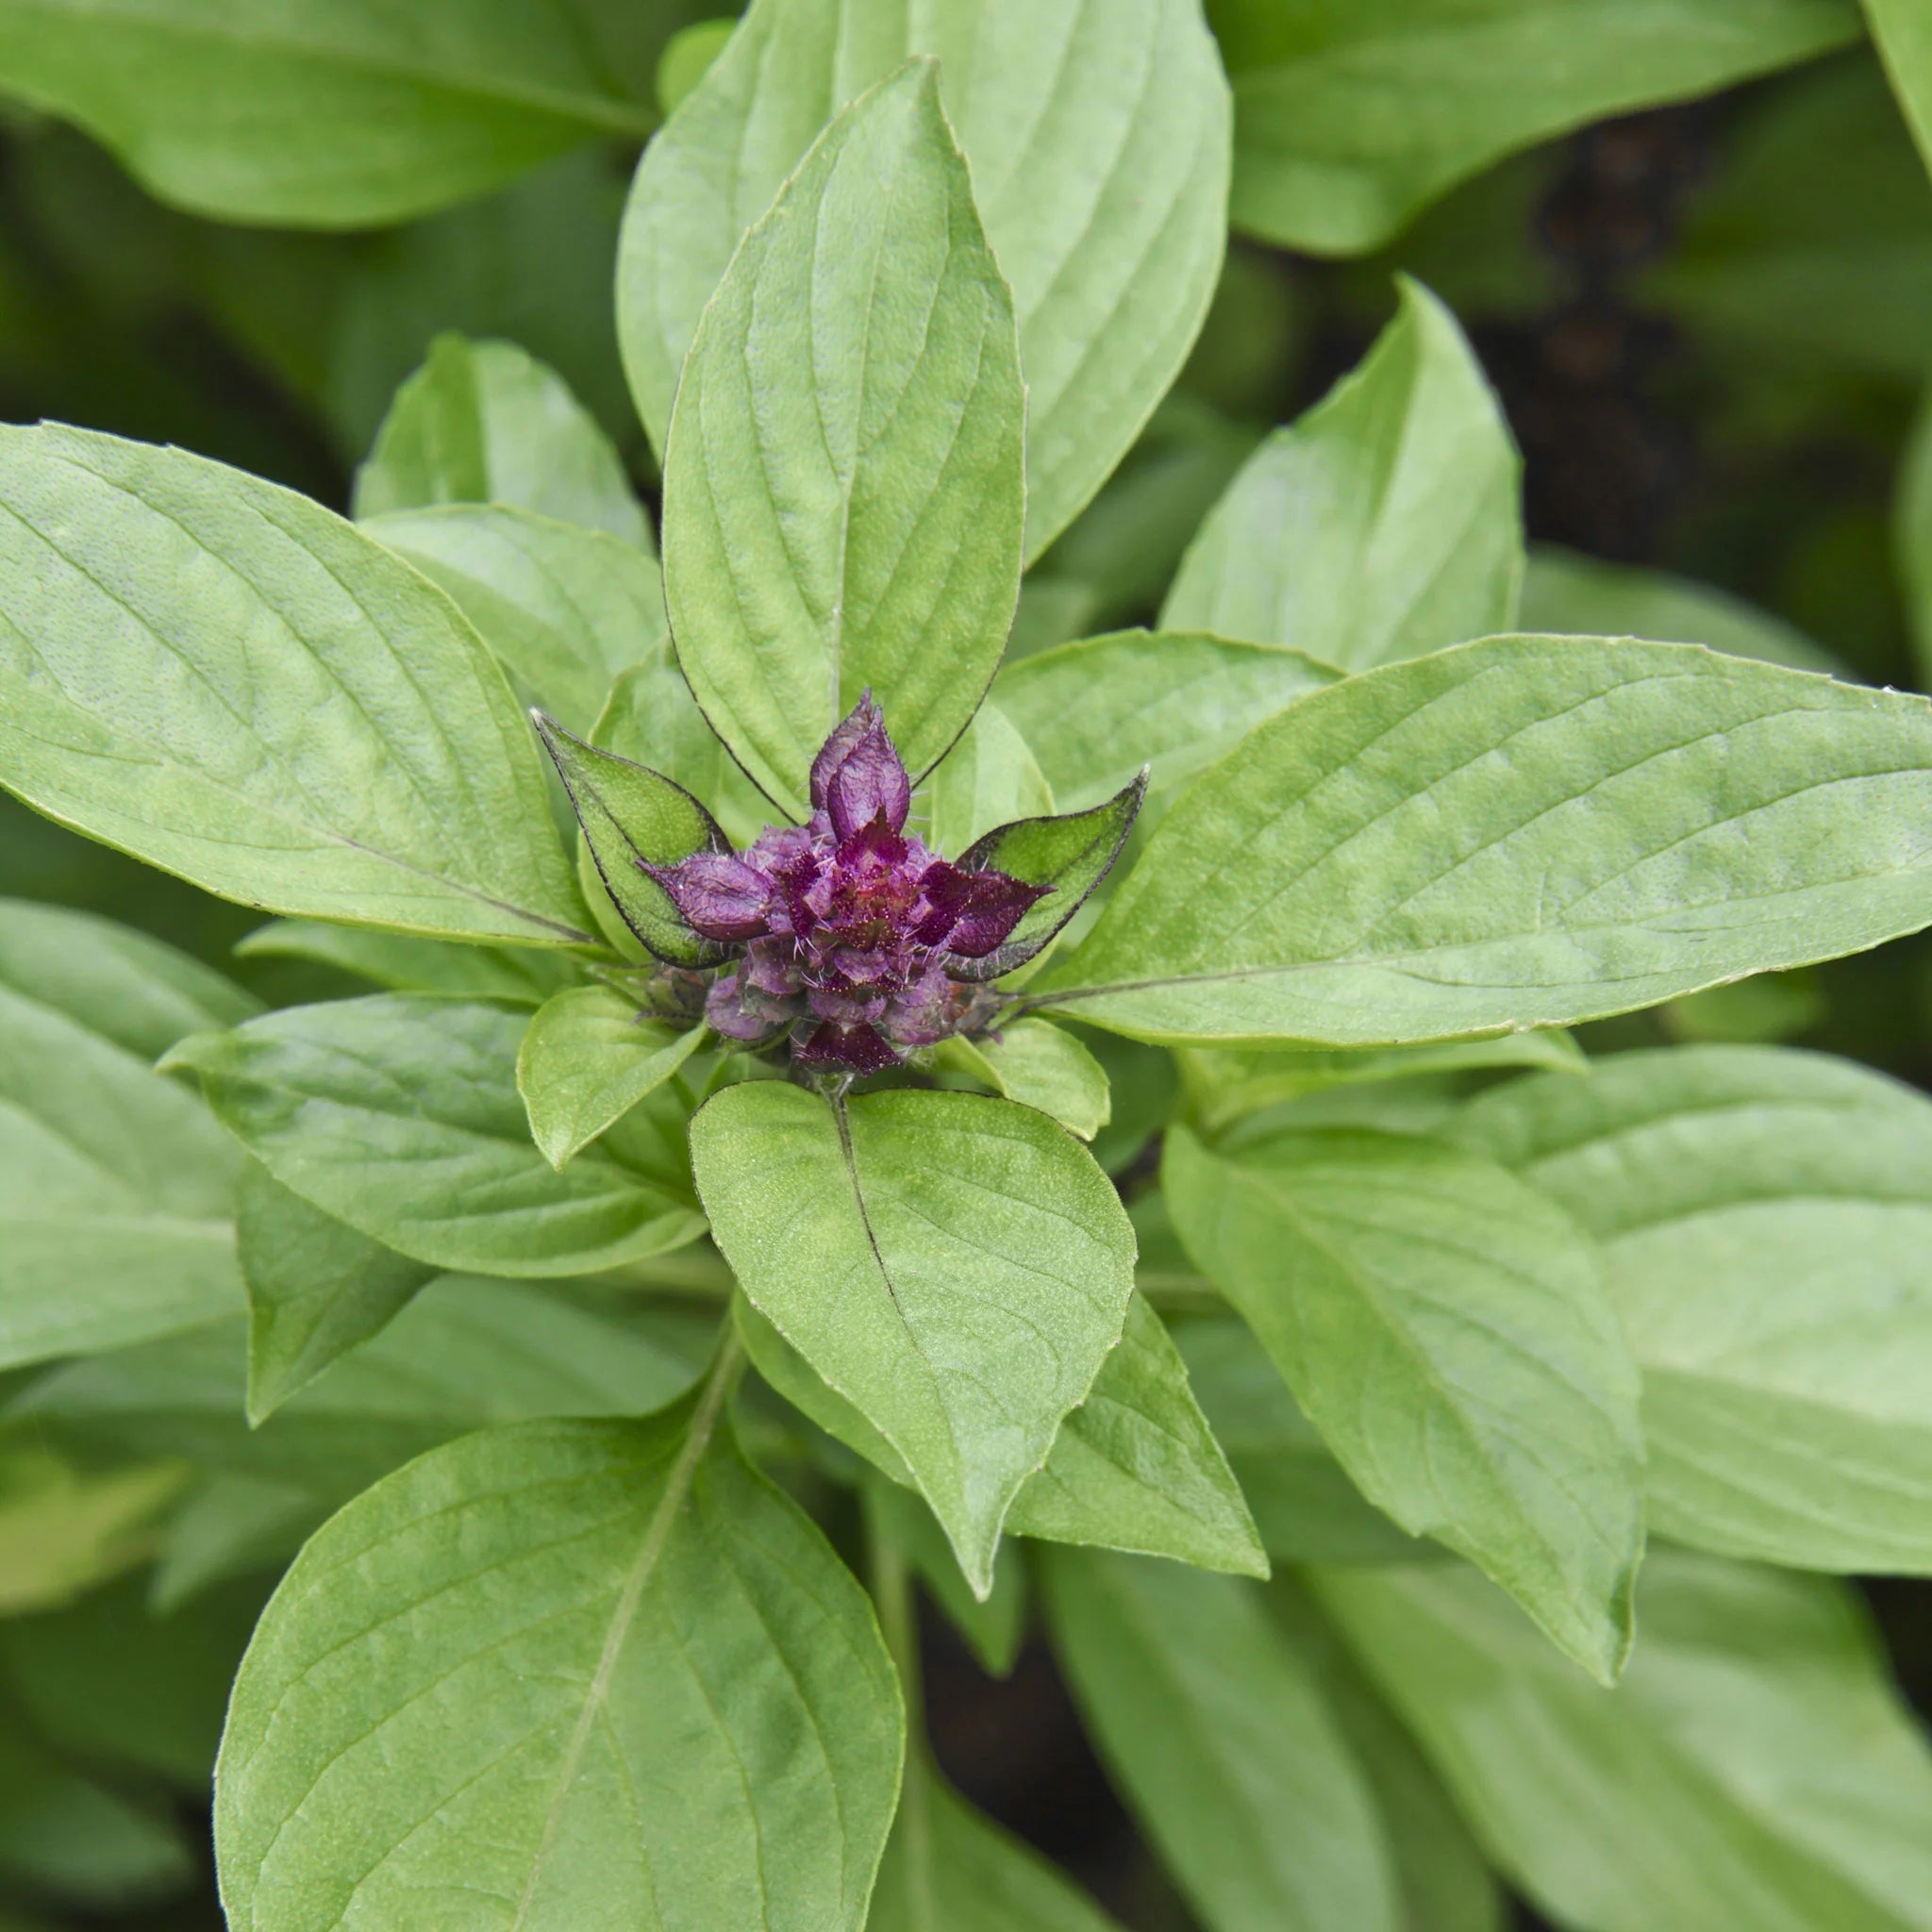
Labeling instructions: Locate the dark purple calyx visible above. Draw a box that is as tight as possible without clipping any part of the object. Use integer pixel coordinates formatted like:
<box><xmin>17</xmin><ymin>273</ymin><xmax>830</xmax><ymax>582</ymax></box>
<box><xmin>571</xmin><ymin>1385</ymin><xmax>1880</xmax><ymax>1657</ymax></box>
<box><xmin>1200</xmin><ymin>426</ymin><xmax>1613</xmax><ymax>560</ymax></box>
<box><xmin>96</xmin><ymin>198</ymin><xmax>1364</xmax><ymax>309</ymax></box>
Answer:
<box><xmin>645</xmin><ymin>694</ymin><xmax>1049</xmax><ymax>1073</ymax></box>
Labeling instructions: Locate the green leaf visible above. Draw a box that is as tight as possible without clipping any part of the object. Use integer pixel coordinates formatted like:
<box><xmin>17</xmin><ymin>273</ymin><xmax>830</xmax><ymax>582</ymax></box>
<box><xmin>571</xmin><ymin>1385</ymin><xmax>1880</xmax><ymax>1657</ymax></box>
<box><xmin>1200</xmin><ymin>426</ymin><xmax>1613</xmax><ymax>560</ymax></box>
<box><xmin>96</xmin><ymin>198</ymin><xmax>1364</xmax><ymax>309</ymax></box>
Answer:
<box><xmin>1033</xmin><ymin>635</ymin><xmax>1932</xmax><ymax>1046</ymax></box>
<box><xmin>235</xmin><ymin>919</ymin><xmax>582</xmax><ymax>1006</ymax></box>
<box><xmin>591</xmin><ymin>642</ymin><xmax>773</xmax><ymax>849</ymax></box>
<box><xmin>214</xmin><ymin>1361</ymin><xmax>905</xmax><ymax>1932</ymax></box>
<box><xmin>0</xmin><ymin>1448</ymin><xmax>187</xmax><ymax>1616</ymax></box>
<box><xmin>0</xmin><ymin>425</ymin><xmax>593</xmax><ymax>946</ymax></box>
<box><xmin>953</xmin><ymin>777</ymin><xmax>1147</xmax><ymax>981</ymax></box>
<box><xmin>0</xmin><ymin>895</ymin><xmax>259</xmax><ymax>1059</ymax></box>
<box><xmin>1898</xmin><ymin>391</ymin><xmax>1932</xmax><ymax>690</ymax></box>
<box><xmin>1268</xmin><ymin>1579</ymin><xmax>1507</xmax><ymax>1932</ymax></box>
<box><xmin>1860</xmin><ymin>0</ymin><xmax>1932</xmax><ymax>183</ymax></box>
<box><xmin>518</xmin><ymin>988</ymin><xmax>706</xmax><ymax>1169</ymax></box>
<box><xmin>1520</xmin><ymin>542</ymin><xmax>1843</xmax><ymax>675</ymax></box>
<box><xmin>150</xmin><ymin>1474</ymin><xmax>326</xmax><ymax>1615</ymax></box>
<box><xmin>166</xmin><ymin>995</ymin><xmax>706</xmax><ymax>1278</ymax></box>
<box><xmin>353</xmin><ymin>334</ymin><xmax>649</xmax><ymax>546</ymax></box>
<box><xmin>1041</xmin><ymin>1549</ymin><xmax>1401</xmax><ymax>1932</ymax></box>
<box><xmin>532</xmin><ymin>711</ymin><xmax>729</xmax><ymax>967</ymax></box>
<box><xmin>1317</xmin><ymin>1551</ymin><xmax>1932</xmax><ymax>1932</ymax></box>
<box><xmin>923</xmin><ymin>702</ymin><xmax>1055</xmax><ymax>858</ymax></box>
<box><xmin>935</xmin><ymin>1020</ymin><xmax>1111</xmax><ymax>1142</ymax></box>
<box><xmin>660</xmin><ymin>62</ymin><xmax>1024</xmax><ymax>815</ymax></box>
<box><xmin>1214</xmin><ymin>0</ymin><xmax>1860</xmax><ymax>255</ymax></box>
<box><xmin>1160</xmin><ymin>281</ymin><xmax>1521</xmax><ymax>671</ymax></box>
<box><xmin>991</xmin><ymin>629</ymin><xmax>1338</xmax><ymax>813</ymax></box>
<box><xmin>620</xmin><ymin>0</ymin><xmax>1229</xmax><ymax>558</ymax></box>
<box><xmin>1174</xmin><ymin>1318</ymin><xmax>1423</xmax><ymax>1565</ymax></box>
<box><xmin>1</xmin><ymin>942</ymin><xmax>242</xmax><ymax>1373</ymax></box>
<box><xmin>0</xmin><ymin>3</ymin><xmax>658</xmax><ymax>227</ymax></box>
<box><xmin>862</xmin><ymin>1477</ymin><xmax>1029</xmax><ymax>1680</ymax></box>
<box><xmin>1177</xmin><ymin>1033</ymin><xmax>1587</xmax><ymax>1138</ymax></box>
<box><xmin>17</xmin><ymin>1279</ymin><xmax>713</xmax><ymax>1511</ymax></box>
<box><xmin>692</xmin><ymin>1083</ymin><xmax>1136</xmax><ymax>1591</ymax></box>
<box><xmin>870</xmin><ymin>1766</ymin><xmax>1125</xmax><ymax>1931</ymax></box>
<box><xmin>1164</xmin><ymin>1124</ymin><xmax>1643</xmax><ymax>1681</ymax></box>
<box><xmin>237</xmin><ymin>1162</ymin><xmax>436</xmax><ymax>1425</ymax></box>
<box><xmin>365</xmin><ymin>505</ymin><xmax>664</xmax><ymax>734</ymax></box>
<box><xmin>739</xmin><ymin>1292</ymin><xmax>1267</xmax><ymax>1579</ymax></box>
<box><xmin>1457</xmin><ymin>1044</ymin><xmax>1932</xmax><ymax>1574</ymax></box>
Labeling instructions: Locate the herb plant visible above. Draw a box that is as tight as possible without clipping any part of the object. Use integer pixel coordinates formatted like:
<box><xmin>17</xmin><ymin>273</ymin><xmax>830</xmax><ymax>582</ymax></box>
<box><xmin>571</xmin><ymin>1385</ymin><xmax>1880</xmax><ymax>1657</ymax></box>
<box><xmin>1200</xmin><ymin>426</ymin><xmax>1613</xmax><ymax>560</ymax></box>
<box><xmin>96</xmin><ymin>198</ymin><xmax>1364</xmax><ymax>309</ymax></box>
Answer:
<box><xmin>7</xmin><ymin>4</ymin><xmax>1932</xmax><ymax>1931</ymax></box>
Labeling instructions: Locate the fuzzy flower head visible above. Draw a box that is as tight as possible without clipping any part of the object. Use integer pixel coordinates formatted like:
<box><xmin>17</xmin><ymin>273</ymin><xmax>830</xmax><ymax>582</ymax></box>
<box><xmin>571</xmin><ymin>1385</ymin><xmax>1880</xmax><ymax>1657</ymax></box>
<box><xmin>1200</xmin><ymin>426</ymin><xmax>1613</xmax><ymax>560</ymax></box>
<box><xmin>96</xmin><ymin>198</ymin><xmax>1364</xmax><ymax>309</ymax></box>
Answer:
<box><xmin>645</xmin><ymin>696</ymin><xmax>1049</xmax><ymax>1073</ymax></box>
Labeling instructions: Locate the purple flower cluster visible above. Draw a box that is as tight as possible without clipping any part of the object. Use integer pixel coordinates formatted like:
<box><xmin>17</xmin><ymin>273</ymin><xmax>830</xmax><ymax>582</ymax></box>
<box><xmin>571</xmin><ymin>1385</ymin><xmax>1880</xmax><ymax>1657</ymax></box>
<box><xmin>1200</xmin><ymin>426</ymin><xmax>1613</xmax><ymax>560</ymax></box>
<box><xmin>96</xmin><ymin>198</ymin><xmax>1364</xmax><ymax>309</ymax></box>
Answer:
<box><xmin>646</xmin><ymin>697</ymin><xmax>1048</xmax><ymax>1073</ymax></box>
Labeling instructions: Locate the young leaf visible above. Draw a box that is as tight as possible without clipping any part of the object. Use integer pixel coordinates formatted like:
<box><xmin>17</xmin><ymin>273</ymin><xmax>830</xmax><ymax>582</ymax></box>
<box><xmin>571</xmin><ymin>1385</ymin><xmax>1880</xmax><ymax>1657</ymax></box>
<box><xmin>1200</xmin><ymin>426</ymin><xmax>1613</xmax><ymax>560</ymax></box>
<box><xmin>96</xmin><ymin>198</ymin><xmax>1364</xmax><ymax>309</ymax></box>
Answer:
<box><xmin>215</xmin><ymin>1374</ymin><xmax>905</xmax><ymax>1932</ymax></box>
<box><xmin>923</xmin><ymin>702</ymin><xmax>1055</xmax><ymax>857</ymax></box>
<box><xmin>0</xmin><ymin>4</ymin><xmax>658</xmax><ymax>228</ymax></box>
<box><xmin>0</xmin><ymin>425</ymin><xmax>592</xmax><ymax>947</ymax></box>
<box><xmin>620</xmin><ymin>0</ymin><xmax>1230</xmax><ymax>557</ymax></box>
<box><xmin>165</xmin><ymin>995</ymin><xmax>706</xmax><ymax>1278</ymax></box>
<box><xmin>692</xmin><ymin>1084</ymin><xmax>1136</xmax><ymax>1591</ymax></box>
<box><xmin>660</xmin><ymin>61</ymin><xmax>1025</xmax><ymax>816</ymax></box>
<box><xmin>950</xmin><ymin>776</ymin><xmax>1147</xmax><ymax>981</ymax></box>
<box><xmin>1457</xmin><ymin>1044</ymin><xmax>1932</xmax><ymax>1574</ymax></box>
<box><xmin>1165</xmin><ymin>1125</ymin><xmax>1643</xmax><ymax>1682</ymax></box>
<box><xmin>871</xmin><ymin>1764</ymin><xmax>1125</xmax><ymax>1931</ymax></box>
<box><xmin>739</xmin><ymin>1292</ymin><xmax>1267</xmax><ymax>1579</ymax></box>
<box><xmin>991</xmin><ymin>629</ymin><xmax>1339</xmax><ymax>812</ymax></box>
<box><xmin>1161</xmin><ymin>281</ymin><xmax>1521</xmax><ymax>671</ymax></box>
<box><xmin>1</xmin><ymin>952</ymin><xmax>242</xmax><ymax>1374</ymax></box>
<box><xmin>1174</xmin><ymin>1319</ymin><xmax>1423</xmax><ymax>1566</ymax></box>
<box><xmin>935</xmin><ymin>1019</ymin><xmax>1112</xmax><ymax>1142</ymax></box>
<box><xmin>235</xmin><ymin>920</ymin><xmax>581</xmax><ymax>1007</ymax></box>
<box><xmin>353</xmin><ymin>334</ymin><xmax>649</xmax><ymax>547</ymax></box>
<box><xmin>1041</xmin><ymin>1549</ymin><xmax>1402</xmax><ymax>1932</ymax></box>
<box><xmin>1521</xmin><ymin>543</ymin><xmax>1843</xmax><ymax>675</ymax></box>
<box><xmin>1032</xmin><ymin>636</ymin><xmax>1932</xmax><ymax>1045</ymax></box>
<box><xmin>1317</xmin><ymin>1551</ymin><xmax>1932</xmax><ymax>1932</ymax></box>
<box><xmin>518</xmin><ymin>988</ymin><xmax>706</xmax><ymax>1169</ymax></box>
<box><xmin>364</xmin><ymin>505</ymin><xmax>665</xmax><ymax>733</ymax></box>
<box><xmin>531</xmin><ymin>711</ymin><xmax>729</xmax><ymax>966</ymax></box>
<box><xmin>237</xmin><ymin>1163</ymin><xmax>437</xmax><ymax>1425</ymax></box>
<box><xmin>17</xmin><ymin>1280</ymin><xmax>714</xmax><ymax>1512</ymax></box>
<box><xmin>1215</xmin><ymin>0</ymin><xmax>1859</xmax><ymax>254</ymax></box>
<box><xmin>862</xmin><ymin>1477</ymin><xmax>1029</xmax><ymax>1680</ymax></box>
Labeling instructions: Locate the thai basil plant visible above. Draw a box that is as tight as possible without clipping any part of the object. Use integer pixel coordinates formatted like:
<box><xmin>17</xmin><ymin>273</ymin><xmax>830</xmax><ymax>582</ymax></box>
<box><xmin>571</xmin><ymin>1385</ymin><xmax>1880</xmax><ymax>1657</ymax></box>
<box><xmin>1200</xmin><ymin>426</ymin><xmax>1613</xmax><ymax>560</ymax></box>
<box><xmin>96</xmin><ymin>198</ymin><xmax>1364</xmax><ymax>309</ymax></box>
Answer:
<box><xmin>9</xmin><ymin>4</ymin><xmax>1932</xmax><ymax>1930</ymax></box>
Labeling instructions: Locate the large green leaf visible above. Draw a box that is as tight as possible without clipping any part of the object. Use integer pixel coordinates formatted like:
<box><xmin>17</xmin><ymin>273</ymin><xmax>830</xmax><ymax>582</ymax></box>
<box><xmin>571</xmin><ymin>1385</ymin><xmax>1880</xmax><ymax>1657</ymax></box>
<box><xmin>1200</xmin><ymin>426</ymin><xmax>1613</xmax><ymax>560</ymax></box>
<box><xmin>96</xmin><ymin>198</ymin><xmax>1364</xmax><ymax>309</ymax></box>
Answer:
<box><xmin>739</xmin><ymin>1291</ymin><xmax>1266</xmax><ymax>1578</ymax></box>
<box><xmin>660</xmin><ymin>63</ymin><xmax>1024</xmax><ymax>815</ymax></box>
<box><xmin>1165</xmin><ymin>1125</ymin><xmax>1642</xmax><ymax>1681</ymax></box>
<box><xmin>922</xmin><ymin>702</ymin><xmax>1055</xmax><ymax>858</ymax></box>
<box><xmin>1870</xmin><ymin>0</ymin><xmax>1932</xmax><ymax>179</ymax></box>
<box><xmin>1031</xmin><ymin>636</ymin><xmax>1932</xmax><ymax>1046</ymax></box>
<box><xmin>166</xmin><ymin>995</ymin><xmax>705</xmax><ymax>1278</ymax></box>
<box><xmin>991</xmin><ymin>629</ymin><xmax>1338</xmax><ymax>813</ymax></box>
<box><xmin>1520</xmin><ymin>544</ymin><xmax>1843</xmax><ymax>675</ymax></box>
<box><xmin>237</xmin><ymin>1163</ymin><xmax>436</xmax><ymax>1425</ymax></box>
<box><xmin>1041</xmin><ymin>1550</ymin><xmax>1400</xmax><ymax>1932</ymax></box>
<box><xmin>620</xmin><ymin>0</ymin><xmax>1229</xmax><ymax>558</ymax></box>
<box><xmin>352</xmin><ymin>335</ymin><xmax>649</xmax><ymax>548</ymax></box>
<box><xmin>1458</xmin><ymin>1045</ymin><xmax>1932</xmax><ymax>1574</ymax></box>
<box><xmin>1318</xmin><ymin>1552</ymin><xmax>1932</xmax><ymax>1932</ymax></box>
<box><xmin>0</xmin><ymin>2</ymin><xmax>658</xmax><ymax>228</ymax></box>
<box><xmin>1</xmin><ymin>925</ymin><xmax>243</xmax><ymax>1373</ymax></box>
<box><xmin>365</xmin><ymin>505</ymin><xmax>664</xmax><ymax>733</ymax></box>
<box><xmin>692</xmin><ymin>1083</ymin><xmax>1136</xmax><ymax>1591</ymax></box>
<box><xmin>15</xmin><ymin>1279</ymin><xmax>713</xmax><ymax>1510</ymax></box>
<box><xmin>934</xmin><ymin>1019</ymin><xmax>1111</xmax><ymax>1142</ymax></box>
<box><xmin>235</xmin><ymin>920</ymin><xmax>581</xmax><ymax>1007</ymax></box>
<box><xmin>1161</xmin><ymin>282</ymin><xmax>1520</xmax><ymax>671</ymax></box>
<box><xmin>0</xmin><ymin>425</ymin><xmax>593</xmax><ymax>945</ymax></box>
<box><xmin>1212</xmin><ymin>0</ymin><xmax>1860</xmax><ymax>254</ymax></box>
<box><xmin>517</xmin><ymin>988</ymin><xmax>706</xmax><ymax>1169</ymax></box>
<box><xmin>215</xmin><ymin>1365</ymin><xmax>905</xmax><ymax>1932</ymax></box>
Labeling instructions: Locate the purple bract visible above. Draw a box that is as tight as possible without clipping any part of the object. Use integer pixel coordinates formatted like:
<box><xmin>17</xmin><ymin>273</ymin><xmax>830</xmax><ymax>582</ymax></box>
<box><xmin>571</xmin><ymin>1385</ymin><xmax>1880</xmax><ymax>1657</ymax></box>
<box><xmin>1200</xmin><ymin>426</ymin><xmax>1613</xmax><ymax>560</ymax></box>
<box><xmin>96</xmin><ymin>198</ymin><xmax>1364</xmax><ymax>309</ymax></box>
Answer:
<box><xmin>645</xmin><ymin>695</ymin><xmax>1049</xmax><ymax>1073</ymax></box>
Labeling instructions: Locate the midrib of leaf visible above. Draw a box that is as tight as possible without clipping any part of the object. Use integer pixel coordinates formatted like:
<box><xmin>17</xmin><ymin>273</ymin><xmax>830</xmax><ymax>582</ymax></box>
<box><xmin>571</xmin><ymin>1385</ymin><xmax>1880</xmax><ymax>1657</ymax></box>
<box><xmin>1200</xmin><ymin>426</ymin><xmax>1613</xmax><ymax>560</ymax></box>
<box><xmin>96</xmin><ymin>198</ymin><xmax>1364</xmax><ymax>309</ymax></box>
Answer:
<box><xmin>506</xmin><ymin>1331</ymin><xmax>741</xmax><ymax>1930</ymax></box>
<box><xmin>0</xmin><ymin>0</ymin><xmax>657</xmax><ymax>134</ymax></box>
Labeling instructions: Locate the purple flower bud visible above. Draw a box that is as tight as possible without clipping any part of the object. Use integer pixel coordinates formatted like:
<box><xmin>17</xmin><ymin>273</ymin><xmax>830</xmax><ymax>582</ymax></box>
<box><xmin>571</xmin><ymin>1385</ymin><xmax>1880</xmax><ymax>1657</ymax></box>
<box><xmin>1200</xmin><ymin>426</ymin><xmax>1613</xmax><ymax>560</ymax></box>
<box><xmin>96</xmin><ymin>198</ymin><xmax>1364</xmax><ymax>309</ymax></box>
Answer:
<box><xmin>641</xmin><ymin>851</ymin><xmax>774</xmax><ymax>942</ymax></box>
<box><xmin>812</xmin><ymin>692</ymin><xmax>911</xmax><ymax>842</ymax></box>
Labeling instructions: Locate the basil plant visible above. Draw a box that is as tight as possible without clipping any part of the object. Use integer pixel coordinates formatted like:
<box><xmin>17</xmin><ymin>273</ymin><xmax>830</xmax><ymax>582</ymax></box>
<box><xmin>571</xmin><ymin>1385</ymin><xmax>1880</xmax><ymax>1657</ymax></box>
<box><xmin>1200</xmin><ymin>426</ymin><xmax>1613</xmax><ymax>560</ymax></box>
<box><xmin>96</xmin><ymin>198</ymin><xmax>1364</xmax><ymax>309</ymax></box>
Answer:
<box><xmin>8</xmin><ymin>8</ymin><xmax>1932</xmax><ymax>1932</ymax></box>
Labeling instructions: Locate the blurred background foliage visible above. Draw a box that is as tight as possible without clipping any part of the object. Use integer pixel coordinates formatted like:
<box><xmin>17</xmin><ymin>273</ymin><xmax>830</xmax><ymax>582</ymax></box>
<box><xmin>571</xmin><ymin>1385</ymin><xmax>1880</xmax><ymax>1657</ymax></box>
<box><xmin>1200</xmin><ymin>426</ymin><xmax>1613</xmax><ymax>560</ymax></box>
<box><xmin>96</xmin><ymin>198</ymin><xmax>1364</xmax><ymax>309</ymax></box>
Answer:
<box><xmin>5</xmin><ymin>6</ymin><xmax>1932</xmax><ymax>1926</ymax></box>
